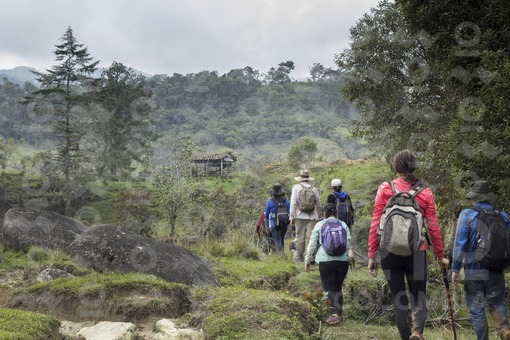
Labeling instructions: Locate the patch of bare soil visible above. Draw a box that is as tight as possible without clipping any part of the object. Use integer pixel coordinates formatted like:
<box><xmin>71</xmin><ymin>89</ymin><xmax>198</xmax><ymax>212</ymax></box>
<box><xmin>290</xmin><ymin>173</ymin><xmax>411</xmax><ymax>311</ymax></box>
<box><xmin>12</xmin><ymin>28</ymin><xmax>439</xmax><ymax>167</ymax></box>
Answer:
<box><xmin>0</xmin><ymin>269</ymin><xmax>26</xmax><ymax>306</ymax></box>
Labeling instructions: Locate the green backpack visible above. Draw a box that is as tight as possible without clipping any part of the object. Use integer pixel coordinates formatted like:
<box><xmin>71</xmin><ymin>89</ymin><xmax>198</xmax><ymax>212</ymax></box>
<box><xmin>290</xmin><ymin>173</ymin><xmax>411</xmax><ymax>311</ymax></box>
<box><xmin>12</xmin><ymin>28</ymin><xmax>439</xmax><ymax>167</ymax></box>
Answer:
<box><xmin>298</xmin><ymin>184</ymin><xmax>316</xmax><ymax>213</ymax></box>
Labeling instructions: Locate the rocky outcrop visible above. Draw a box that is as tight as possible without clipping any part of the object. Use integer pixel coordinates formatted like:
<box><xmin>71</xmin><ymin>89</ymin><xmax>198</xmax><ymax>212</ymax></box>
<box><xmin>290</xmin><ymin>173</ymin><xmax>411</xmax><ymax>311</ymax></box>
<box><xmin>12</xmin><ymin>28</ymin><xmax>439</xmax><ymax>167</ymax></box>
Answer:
<box><xmin>1</xmin><ymin>208</ymin><xmax>87</xmax><ymax>252</ymax></box>
<box><xmin>8</xmin><ymin>280</ymin><xmax>191</xmax><ymax>322</ymax></box>
<box><xmin>77</xmin><ymin>321</ymin><xmax>136</xmax><ymax>340</ymax></box>
<box><xmin>69</xmin><ymin>224</ymin><xmax>218</xmax><ymax>287</ymax></box>
<box><xmin>60</xmin><ymin>319</ymin><xmax>205</xmax><ymax>340</ymax></box>
<box><xmin>37</xmin><ymin>268</ymin><xmax>74</xmax><ymax>282</ymax></box>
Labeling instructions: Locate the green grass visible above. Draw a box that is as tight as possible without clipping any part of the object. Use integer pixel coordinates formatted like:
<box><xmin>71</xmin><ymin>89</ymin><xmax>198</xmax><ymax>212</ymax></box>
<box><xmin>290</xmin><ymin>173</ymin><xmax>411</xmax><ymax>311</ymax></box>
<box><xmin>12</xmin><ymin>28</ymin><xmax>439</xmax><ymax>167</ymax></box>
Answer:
<box><xmin>322</xmin><ymin>319</ymin><xmax>474</xmax><ymax>340</ymax></box>
<box><xmin>23</xmin><ymin>272</ymin><xmax>188</xmax><ymax>296</ymax></box>
<box><xmin>0</xmin><ymin>246</ymin><xmax>37</xmax><ymax>271</ymax></box>
<box><xmin>315</xmin><ymin>159</ymin><xmax>390</xmax><ymax>205</ymax></box>
<box><xmin>213</xmin><ymin>255</ymin><xmax>298</xmax><ymax>289</ymax></box>
<box><xmin>203</xmin><ymin>286</ymin><xmax>318</xmax><ymax>339</ymax></box>
<box><xmin>0</xmin><ymin>308</ymin><xmax>60</xmax><ymax>340</ymax></box>
<box><xmin>0</xmin><ymin>158</ymin><xmax>488</xmax><ymax>338</ymax></box>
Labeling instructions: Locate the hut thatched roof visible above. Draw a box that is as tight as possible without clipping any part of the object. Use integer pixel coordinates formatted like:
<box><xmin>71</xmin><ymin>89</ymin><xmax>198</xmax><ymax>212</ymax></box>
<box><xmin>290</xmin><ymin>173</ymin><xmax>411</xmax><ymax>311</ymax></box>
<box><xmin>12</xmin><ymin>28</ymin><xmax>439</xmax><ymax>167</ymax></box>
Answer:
<box><xmin>191</xmin><ymin>152</ymin><xmax>237</xmax><ymax>162</ymax></box>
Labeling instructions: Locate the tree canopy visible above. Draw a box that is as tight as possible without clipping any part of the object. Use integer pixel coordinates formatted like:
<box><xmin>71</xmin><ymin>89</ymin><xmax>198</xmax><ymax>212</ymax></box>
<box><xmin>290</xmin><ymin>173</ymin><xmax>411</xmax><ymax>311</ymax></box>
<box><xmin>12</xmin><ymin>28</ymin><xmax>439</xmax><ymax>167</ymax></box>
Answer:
<box><xmin>336</xmin><ymin>0</ymin><xmax>510</xmax><ymax>210</ymax></box>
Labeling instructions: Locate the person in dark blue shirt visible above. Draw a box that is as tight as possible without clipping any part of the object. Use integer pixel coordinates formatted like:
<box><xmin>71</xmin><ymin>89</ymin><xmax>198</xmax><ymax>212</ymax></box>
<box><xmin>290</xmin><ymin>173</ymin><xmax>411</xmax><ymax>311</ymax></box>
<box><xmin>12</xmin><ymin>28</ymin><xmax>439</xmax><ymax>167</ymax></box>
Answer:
<box><xmin>265</xmin><ymin>183</ymin><xmax>290</xmax><ymax>253</ymax></box>
<box><xmin>326</xmin><ymin>179</ymin><xmax>354</xmax><ymax>232</ymax></box>
<box><xmin>452</xmin><ymin>180</ymin><xmax>510</xmax><ymax>340</ymax></box>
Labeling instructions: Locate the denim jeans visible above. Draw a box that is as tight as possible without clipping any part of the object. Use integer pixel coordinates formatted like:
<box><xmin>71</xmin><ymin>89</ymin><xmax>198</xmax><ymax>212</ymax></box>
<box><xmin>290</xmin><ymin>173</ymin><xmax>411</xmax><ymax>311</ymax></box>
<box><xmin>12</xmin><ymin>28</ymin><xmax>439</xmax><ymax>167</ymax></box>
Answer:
<box><xmin>464</xmin><ymin>270</ymin><xmax>510</xmax><ymax>340</ymax></box>
<box><xmin>269</xmin><ymin>224</ymin><xmax>288</xmax><ymax>252</ymax></box>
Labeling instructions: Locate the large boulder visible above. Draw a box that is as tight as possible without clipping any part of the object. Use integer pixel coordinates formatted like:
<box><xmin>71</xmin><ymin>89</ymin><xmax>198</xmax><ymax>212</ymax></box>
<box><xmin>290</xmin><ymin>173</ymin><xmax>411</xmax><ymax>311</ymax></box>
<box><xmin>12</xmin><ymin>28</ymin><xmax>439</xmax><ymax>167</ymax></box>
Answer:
<box><xmin>1</xmin><ymin>208</ymin><xmax>87</xmax><ymax>252</ymax></box>
<box><xmin>69</xmin><ymin>224</ymin><xmax>218</xmax><ymax>287</ymax></box>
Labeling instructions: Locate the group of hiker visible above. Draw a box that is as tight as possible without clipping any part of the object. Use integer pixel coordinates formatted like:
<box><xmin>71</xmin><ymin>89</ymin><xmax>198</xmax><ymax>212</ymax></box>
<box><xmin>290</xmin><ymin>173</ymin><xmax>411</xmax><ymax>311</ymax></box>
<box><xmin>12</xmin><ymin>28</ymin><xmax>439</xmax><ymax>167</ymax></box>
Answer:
<box><xmin>256</xmin><ymin>149</ymin><xmax>510</xmax><ymax>340</ymax></box>
<box><xmin>257</xmin><ymin>168</ymin><xmax>356</xmax><ymax>325</ymax></box>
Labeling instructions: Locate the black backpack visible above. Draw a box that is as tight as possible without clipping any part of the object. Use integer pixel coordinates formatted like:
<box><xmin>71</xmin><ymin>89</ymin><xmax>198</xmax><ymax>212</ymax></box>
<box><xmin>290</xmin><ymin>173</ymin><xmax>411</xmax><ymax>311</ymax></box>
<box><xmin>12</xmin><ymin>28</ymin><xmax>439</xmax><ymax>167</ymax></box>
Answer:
<box><xmin>271</xmin><ymin>198</ymin><xmax>290</xmax><ymax>228</ymax></box>
<box><xmin>334</xmin><ymin>193</ymin><xmax>353</xmax><ymax>228</ymax></box>
<box><xmin>472</xmin><ymin>207</ymin><xmax>510</xmax><ymax>271</ymax></box>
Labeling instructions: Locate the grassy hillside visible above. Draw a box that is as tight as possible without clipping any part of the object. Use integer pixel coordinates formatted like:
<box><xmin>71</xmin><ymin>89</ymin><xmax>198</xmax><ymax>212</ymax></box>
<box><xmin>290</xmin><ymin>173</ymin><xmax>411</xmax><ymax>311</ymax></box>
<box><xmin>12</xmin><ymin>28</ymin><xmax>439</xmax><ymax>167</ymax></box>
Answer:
<box><xmin>0</xmin><ymin>156</ymin><xmax>476</xmax><ymax>338</ymax></box>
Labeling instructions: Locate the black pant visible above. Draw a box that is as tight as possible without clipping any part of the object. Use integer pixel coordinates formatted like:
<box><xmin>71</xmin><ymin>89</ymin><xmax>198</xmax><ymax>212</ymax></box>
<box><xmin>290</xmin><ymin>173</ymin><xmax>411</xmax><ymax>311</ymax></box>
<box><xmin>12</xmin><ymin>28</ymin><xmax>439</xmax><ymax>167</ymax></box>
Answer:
<box><xmin>380</xmin><ymin>250</ymin><xmax>427</xmax><ymax>340</ymax></box>
<box><xmin>318</xmin><ymin>260</ymin><xmax>349</xmax><ymax>316</ymax></box>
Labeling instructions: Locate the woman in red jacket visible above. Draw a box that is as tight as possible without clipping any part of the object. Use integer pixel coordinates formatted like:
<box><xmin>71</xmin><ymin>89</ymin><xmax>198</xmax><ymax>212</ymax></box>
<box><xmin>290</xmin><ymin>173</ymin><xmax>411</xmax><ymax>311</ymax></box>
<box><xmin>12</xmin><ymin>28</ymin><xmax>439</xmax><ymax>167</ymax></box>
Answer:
<box><xmin>367</xmin><ymin>150</ymin><xmax>448</xmax><ymax>340</ymax></box>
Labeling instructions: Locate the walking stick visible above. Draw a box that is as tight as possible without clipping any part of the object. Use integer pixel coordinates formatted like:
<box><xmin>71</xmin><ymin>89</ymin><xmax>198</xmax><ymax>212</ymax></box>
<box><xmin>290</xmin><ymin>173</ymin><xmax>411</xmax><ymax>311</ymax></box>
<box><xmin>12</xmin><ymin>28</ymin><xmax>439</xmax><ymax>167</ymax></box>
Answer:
<box><xmin>423</xmin><ymin>228</ymin><xmax>457</xmax><ymax>339</ymax></box>
<box><xmin>442</xmin><ymin>267</ymin><xmax>458</xmax><ymax>340</ymax></box>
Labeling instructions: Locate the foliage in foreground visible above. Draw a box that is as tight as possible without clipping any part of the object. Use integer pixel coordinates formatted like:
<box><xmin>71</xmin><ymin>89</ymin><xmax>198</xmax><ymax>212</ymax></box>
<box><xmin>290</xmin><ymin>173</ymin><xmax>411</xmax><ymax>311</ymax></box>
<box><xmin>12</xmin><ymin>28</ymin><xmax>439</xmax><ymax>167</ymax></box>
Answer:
<box><xmin>0</xmin><ymin>230</ymin><xmax>496</xmax><ymax>339</ymax></box>
<box><xmin>0</xmin><ymin>158</ymin><xmax>490</xmax><ymax>338</ymax></box>
<box><xmin>202</xmin><ymin>286</ymin><xmax>319</xmax><ymax>340</ymax></box>
<box><xmin>0</xmin><ymin>308</ymin><xmax>60</xmax><ymax>340</ymax></box>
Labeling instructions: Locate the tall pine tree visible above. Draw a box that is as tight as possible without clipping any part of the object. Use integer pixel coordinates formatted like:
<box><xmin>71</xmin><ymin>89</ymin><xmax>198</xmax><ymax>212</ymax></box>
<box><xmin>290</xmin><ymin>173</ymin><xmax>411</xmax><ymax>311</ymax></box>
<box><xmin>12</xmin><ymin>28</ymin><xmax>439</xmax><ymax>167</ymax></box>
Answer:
<box><xmin>23</xmin><ymin>26</ymin><xmax>99</xmax><ymax>215</ymax></box>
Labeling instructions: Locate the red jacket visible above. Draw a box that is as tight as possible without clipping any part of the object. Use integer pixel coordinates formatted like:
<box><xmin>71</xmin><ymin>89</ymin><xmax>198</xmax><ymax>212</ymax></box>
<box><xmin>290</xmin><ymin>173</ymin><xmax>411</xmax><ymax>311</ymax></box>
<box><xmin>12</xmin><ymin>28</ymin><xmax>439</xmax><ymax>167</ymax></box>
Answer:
<box><xmin>256</xmin><ymin>212</ymin><xmax>266</xmax><ymax>236</ymax></box>
<box><xmin>367</xmin><ymin>177</ymin><xmax>444</xmax><ymax>259</ymax></box>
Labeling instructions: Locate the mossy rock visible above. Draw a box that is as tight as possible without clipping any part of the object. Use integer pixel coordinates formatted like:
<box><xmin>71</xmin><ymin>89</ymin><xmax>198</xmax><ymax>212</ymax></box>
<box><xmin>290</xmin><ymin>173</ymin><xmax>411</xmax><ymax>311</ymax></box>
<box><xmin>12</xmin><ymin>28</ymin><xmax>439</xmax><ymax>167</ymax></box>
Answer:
<box><xmin>7</xmin><ymin>273</ymin><xmax>191</xmax><ymax>322</ymax></box>
<box><xmin>202</xmin><ymin>286</ymin><xmax>319</xmax><ymax>339</ymax></box>
<box><xmin>213</xmin><ymin>256</ymin><xmax>298</xmax><ymax>290</ymax></box>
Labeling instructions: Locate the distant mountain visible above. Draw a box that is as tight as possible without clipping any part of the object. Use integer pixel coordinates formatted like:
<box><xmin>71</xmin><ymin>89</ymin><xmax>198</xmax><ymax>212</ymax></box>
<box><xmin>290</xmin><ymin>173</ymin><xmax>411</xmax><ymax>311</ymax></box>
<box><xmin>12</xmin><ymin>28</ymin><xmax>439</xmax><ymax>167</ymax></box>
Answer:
<box><xmin>0</xmin><ymin>66</ymin><xmax>152</xmax><ymax>86</ymax></box>
<box><xmin>0</xmin><ymin>66</ymin><xmax>39</xmax><ymax>85</ymax></box>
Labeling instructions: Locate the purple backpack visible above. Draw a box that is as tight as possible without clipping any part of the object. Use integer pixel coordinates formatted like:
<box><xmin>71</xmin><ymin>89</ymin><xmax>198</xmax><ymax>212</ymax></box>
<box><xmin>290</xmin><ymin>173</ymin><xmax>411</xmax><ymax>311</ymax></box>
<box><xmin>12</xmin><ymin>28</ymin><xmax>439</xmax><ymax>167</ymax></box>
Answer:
<box><xmin>321</xmin><ymin>219</ymin><xmax>347</xmax><ymax>256</ymax></box>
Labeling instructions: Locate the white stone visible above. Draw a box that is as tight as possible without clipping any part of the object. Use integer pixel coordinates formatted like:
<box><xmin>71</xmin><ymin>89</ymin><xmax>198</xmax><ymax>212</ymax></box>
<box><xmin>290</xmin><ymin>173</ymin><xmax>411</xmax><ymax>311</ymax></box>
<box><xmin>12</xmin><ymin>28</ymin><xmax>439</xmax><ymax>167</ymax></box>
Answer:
<box><xmin>77</xmin><ymin>321</ymin><xmax>136</xmax><ymax>340</ymax></box>
<box><xmin>154</xmin><ymin>319</ymin><xmax>205</xmax><ymax>340</ymax></box>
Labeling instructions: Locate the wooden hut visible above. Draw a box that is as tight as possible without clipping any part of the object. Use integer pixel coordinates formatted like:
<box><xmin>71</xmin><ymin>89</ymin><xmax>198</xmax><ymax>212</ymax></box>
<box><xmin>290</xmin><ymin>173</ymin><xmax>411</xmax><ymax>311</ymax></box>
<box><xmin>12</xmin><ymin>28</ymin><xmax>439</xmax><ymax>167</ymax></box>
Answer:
<box><xmin>191</xmin><ymin>152</ymin><xmax>237</xmax><ymax>177</ymax></box>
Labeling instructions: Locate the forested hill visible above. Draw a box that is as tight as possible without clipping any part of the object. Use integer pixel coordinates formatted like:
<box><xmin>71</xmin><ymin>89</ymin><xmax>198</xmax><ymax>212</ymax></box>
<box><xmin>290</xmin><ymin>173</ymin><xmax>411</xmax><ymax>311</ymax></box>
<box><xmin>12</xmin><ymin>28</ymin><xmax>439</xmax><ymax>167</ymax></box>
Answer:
<box><xmin>0</xmin><ymin>65</ymin><xmax>364</xmax><ymax>170</ymax></box>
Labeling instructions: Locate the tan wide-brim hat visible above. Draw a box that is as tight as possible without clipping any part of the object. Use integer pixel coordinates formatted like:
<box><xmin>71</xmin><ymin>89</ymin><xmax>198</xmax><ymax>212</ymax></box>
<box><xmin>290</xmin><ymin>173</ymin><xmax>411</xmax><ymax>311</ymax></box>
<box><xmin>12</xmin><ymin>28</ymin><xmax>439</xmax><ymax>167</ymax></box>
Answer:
<box><xmin>294</xmin><ymin>169</ymin><xmax>314</xmax><ymax>181</ymax></box>
<box><xmin>466</xmin><ymin>180</ymin><xmax>496</xmax><ymax>202</ymax></box>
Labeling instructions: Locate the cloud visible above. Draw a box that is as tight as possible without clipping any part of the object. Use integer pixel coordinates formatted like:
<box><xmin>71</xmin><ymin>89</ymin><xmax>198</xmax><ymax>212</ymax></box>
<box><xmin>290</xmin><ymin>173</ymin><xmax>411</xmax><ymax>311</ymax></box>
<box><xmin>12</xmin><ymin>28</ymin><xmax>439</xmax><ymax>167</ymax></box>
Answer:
<box><xmin>0</xmin><ymin>0</ymin><xmax>379</xmax><ymax>78</ymax></box>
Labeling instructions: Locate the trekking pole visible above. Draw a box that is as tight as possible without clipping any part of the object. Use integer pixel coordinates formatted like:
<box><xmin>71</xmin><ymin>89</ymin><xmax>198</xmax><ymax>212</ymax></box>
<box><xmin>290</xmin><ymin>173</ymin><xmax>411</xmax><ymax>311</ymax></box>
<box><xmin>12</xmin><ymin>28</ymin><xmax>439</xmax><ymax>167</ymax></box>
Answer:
<box><xmin>442</xmin><ymin>267</ymin><xmax>457</xmax><ymax>340</ymax></box>
<box><xmin>423</xmin><ymin>227</ymin><xmax>457</xmax><ymax>339</ymax></box>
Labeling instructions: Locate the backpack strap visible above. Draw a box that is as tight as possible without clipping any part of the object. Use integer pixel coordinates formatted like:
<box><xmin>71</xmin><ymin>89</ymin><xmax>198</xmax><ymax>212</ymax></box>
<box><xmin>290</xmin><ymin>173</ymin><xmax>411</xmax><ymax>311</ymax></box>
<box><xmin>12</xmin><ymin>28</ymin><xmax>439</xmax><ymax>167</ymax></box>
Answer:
<box><xmin>409</xmin><ymin>186</ymin><xmax>424</xmax><ymax>198</ymax></box>
<box><xmin>388</xmin><ymin>181</ymin><xmax>397</xmax><ymax>194</ymax></box>
<box><xmin>389</xmin><ymin>180</ymin><xmax>425</xmax><ymax>197</ymax></box>
<box><xmin>471</xmin><ymin>205</ymin><xmax>500</xmax><ymax>216</ymax></box>
<box><xmin>470</xmin><ymin>206</ymin><xmax>485</xmax><ymax>214</ymax></box>
<box><xmin>300</xmin><ymin>183</ymin><xmax>313</xmax><ymax>190</ymax></box>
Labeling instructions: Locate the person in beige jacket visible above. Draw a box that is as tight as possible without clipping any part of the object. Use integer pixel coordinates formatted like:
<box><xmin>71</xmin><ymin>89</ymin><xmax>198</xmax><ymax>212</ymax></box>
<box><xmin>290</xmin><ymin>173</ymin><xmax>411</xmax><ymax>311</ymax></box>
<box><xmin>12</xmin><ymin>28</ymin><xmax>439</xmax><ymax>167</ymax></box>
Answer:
<box><xmin>289</xmin><ymin>170</ymin><xmax>321</xmax><ymax>262</ymax></box>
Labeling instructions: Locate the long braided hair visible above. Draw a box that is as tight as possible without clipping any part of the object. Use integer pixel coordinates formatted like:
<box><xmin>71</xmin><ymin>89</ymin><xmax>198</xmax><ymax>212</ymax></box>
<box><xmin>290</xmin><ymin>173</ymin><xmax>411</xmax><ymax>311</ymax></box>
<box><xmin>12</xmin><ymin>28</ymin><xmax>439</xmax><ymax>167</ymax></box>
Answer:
<box><xmin>393</xmin><ymin>150</ymin><xmax>422</xmax><ymax>187</ymax></box>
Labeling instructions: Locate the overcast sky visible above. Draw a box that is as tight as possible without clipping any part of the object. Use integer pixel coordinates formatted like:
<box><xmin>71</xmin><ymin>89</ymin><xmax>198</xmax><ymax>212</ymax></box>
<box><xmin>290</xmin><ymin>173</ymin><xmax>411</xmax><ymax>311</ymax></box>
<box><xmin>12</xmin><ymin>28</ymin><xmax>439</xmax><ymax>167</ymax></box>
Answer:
<box><xmin>0</xmin><ymin>0</ymin><xmax>380</xmax><ymax>78</ymax></box>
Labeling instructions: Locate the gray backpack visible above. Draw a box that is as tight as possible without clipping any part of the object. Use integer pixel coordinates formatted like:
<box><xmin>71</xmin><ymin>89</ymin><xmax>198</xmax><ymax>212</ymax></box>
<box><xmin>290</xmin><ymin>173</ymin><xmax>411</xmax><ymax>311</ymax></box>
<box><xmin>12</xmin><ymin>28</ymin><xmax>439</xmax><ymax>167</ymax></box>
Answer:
<box><xmin>298</xmin><ymin>183</ymin><xmax>316</xmax><ymax>213</ymax></box>
<box><xmin>377</xmin><ymin>181</ymin><xmax>425</xmax><ymax>256</ymax></box>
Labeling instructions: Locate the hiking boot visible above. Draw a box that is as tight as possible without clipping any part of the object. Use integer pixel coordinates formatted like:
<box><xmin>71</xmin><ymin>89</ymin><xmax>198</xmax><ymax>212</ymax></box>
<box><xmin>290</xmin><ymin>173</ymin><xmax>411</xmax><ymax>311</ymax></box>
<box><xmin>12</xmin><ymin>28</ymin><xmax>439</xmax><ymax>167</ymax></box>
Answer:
<box><xmin>326</xmin><ymin>314</ymin><xmax>342</xmax><ymax>325</ymax></box>
<box><xmin>409</xmin><ymin>331</ymin><xmax>424</xmax><ymax>340</ymax></box>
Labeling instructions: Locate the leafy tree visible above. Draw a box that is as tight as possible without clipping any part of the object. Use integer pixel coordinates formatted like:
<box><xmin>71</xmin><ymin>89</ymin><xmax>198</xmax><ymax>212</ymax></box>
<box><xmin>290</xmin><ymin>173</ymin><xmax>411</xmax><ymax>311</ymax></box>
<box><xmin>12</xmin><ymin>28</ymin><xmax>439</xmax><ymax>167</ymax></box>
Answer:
<box><xmin>93</xmin><ymin>61</ymin><xmax>154</xmax><ymax>181</ymax></box>
<box><xmin>336</xmin><ymin>1</ymin><xmax>456</xmax><ymax>197</ymax></box>
<box><xmin>266</xmin><ymin>61</ymin><xmax>295</xmax><ymax>97</ymax></box>
<box><xmin>337</xmin><ymin>0</ymin><xmax>510</xmax><ymax>213</ymax></box>
<box><xmin>288</xmin><ymin>137</ymin><xmax>318</xmax><ymax>170</ymax></box>
<box><xmin>336</xmin><ymin>1</ymin><xmax>440</xmax><ymax>156</ymax></box>
<box><xmin>0</xmin><ymin>79</ymin><xmax>37</xmax><ymax>140</ymax></box>
<box><xmin>0</xmin><ymin>137</ymin><xmax>21</xmax><ymax>173</ymax></box>
<box><xmin>151</xmin><ymin>137</ymin><xmax>197</xmax><ymax>240</ymax></box>
<box><xmin>397</xmin><ymin>0</ymin><xmax>510</xmax><ymax>208</ymax></box>
<box><xmin>21</xmin><ymin>26</ymin><xmax>99</xmax><ymax>215</ymax></box>
<box><xmin>309</xmin><ymin>63</ymin><xmax>328</xmax><ymax>82</ymax></box>
<box><xmin>267</xmin><ymin>61</ymin><xmax>295</xmax><ymax>84</ymax></box>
